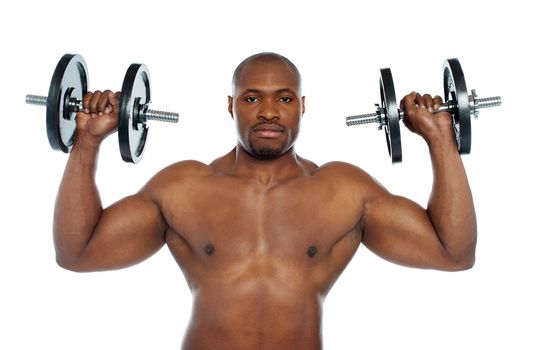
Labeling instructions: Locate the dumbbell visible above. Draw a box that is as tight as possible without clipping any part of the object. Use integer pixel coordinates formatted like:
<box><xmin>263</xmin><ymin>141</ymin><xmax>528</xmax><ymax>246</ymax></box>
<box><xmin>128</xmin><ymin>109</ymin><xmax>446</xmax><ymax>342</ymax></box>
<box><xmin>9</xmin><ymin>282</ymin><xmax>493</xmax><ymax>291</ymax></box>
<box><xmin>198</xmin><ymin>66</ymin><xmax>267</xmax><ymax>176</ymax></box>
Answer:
<box><xmin>345</xmin><ymin>58</ymin><xmax>502</xmax><ymax>163</ymax></box>
<box><xmin>26</xmin><ymin>53</ymin><xmax>179</xmax><ymax>163</ymax></box>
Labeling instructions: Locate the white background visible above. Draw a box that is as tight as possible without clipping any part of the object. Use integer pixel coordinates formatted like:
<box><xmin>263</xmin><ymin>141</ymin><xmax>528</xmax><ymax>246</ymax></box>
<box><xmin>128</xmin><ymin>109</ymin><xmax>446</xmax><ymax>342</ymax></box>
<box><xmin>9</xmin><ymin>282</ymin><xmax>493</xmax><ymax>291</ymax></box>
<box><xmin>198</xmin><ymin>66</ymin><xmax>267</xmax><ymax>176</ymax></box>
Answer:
<box><xmin>1</xmin><ymin>1</ymin><xmax>541</xmax><ymax>349</ymax></box>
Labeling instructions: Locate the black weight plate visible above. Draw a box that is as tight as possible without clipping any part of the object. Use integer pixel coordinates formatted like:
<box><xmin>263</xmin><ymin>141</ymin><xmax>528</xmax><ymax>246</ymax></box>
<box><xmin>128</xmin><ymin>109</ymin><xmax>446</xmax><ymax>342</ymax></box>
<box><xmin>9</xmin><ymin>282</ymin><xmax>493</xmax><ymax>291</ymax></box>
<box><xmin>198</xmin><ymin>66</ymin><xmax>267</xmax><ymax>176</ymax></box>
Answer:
<box><xmin>119</xmin><ymin>64</ymin><xmax>150</xmax><ymax>163</ymax></box>
<box><xmin>379</xmin><ymin>68</ymin><xmax>402</xmax><ymax>163</ymax></box>
<box><xmin>444</xmin><ymin>58</ymin><xmax>471</xmax><ymax>154</ymax></box>
<box><xmin>46</xmin><ymin>54</ymin><xmax>88</xmax><ymax>152</ymax></box>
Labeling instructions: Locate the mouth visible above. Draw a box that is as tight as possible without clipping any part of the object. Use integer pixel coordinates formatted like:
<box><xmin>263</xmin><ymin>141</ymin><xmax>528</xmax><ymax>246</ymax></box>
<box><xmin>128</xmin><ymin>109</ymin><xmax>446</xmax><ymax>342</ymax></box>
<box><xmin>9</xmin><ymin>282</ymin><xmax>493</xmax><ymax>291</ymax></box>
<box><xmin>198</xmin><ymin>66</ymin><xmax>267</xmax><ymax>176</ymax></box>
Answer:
<box><xmin>252</xmin><ymin>123</ymin><xmax>285</xmax><ymax>138</ymax></box>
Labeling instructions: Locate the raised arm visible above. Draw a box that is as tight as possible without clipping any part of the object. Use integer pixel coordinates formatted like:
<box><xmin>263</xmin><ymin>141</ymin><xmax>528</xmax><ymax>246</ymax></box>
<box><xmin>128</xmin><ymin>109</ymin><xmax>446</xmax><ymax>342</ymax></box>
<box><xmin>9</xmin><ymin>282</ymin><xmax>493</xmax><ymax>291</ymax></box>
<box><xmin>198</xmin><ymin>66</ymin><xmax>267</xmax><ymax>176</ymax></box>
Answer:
<box><xmin>361</xmin><ymin>92</ymin><xmax>476</xmax><ymax>271</ymax></box>
<box><xmin>53</xmin><ymin>90</ymin><xmax>167</xmax><ymax>272</ymax></box>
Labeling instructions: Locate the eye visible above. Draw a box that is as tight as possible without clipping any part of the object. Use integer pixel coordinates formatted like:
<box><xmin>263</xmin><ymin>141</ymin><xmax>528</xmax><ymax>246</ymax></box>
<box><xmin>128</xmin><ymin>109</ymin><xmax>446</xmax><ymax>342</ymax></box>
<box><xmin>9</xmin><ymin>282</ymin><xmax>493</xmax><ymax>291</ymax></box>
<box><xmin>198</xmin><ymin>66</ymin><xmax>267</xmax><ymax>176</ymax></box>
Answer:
<box><xmin>279</xmin><ymin>96</ymin><xmax>292</xmax><ymax>103</ymax></box>
<box><xmin>244</xmin><ymin>96</ymin><xmax>259</xmax><ymax>103</ymax></box>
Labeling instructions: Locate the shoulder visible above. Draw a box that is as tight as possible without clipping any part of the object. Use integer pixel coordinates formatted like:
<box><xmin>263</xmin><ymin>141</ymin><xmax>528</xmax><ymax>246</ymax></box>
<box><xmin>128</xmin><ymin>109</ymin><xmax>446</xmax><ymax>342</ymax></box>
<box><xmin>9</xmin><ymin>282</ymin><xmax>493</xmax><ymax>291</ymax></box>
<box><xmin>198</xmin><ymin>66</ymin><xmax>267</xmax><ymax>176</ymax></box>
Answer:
<box><xmin>139</xmin><ymin>160</ymin><xmax>214</xmax><ymax>195</ymax></box>
<box><xmin>159</xmin><ymin>159</ymin><xmax>214</xmax><ymax>176</ymax></box>
<box><xmin>154</xmin><ymin>159</ymin><xmax>214</xmax><ymax>180</ymax></box>
<box><xmin>315</xmin><ymin>161</ymin><xmax>389</xmax><ymax>196</ymax></box>
<box><xmin>316</xmin><ymin>161</ymin><xmax>375</xmax><ymax>181</ymax></box>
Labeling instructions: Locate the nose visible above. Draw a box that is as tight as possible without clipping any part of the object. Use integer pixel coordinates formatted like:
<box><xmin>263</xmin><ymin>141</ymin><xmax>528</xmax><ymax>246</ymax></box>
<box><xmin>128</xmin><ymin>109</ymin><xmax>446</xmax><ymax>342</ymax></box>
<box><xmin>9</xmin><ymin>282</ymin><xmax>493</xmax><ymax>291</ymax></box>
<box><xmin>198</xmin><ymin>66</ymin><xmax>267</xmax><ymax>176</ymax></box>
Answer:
<box><xmin>258</xmin><ymin>99</ymin><xmax>280</xmax><ymax>122</ymax></box>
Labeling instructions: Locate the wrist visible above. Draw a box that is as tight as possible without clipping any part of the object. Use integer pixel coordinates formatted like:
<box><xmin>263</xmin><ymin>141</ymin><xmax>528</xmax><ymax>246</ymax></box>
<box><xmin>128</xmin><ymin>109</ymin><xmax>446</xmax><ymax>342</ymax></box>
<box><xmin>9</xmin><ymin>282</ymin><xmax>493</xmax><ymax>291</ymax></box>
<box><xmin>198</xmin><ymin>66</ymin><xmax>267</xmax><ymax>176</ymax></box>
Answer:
<box><xmin>66</xmin><ymin>132</ymin><xmax>102</xmax><ymax>174</ymax></box>
<box><xmin>426</xmin><ymin>133</ymin><xmax>461</xmax><ymax>164</ymax></box>
<box><xmin>73</xmin><ymin>130</ymin><xmax>104</xmax><ymax>150</ymax></box>
<box><xmin>424</xmin><ymin>125</ymin><xmax>456</xmax><ymax>149</ymax></box>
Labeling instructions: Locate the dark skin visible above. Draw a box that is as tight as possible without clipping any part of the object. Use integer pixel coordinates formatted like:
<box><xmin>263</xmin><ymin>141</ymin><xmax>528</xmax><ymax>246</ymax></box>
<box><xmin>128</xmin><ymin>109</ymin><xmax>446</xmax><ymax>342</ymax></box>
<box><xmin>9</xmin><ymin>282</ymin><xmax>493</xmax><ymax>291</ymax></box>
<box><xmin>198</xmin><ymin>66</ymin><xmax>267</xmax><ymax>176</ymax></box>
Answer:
<box><xmin>53</xmin><ymin>55</ymin><xmax>476</xmax><ymax>350</ymax></box>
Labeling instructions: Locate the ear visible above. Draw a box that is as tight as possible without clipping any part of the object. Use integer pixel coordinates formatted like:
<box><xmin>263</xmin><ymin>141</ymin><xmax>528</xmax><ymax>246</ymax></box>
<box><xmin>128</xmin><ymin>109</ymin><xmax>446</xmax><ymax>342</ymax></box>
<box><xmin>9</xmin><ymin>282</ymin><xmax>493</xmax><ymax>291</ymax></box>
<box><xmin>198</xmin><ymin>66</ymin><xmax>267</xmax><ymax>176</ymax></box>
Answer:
<box><xmin>228</xmin><ymin>95</ymin><xmax>234</xmax><ymax>118</ymax></box>
<box><xmin>301</xmin><ymin>96</ymin><xmax>305</xmax><ymax>116</ymax></box>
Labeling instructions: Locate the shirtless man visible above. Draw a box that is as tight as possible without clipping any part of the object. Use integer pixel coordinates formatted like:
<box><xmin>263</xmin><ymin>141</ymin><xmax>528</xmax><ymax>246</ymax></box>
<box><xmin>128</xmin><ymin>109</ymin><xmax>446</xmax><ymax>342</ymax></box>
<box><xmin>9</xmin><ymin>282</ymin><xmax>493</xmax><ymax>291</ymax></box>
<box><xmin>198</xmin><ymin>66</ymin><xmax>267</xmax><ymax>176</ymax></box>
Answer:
<box><xmin>53</xmin><ymin>52</ymin><xmax>476</xmax><ymax>349</ymax></box>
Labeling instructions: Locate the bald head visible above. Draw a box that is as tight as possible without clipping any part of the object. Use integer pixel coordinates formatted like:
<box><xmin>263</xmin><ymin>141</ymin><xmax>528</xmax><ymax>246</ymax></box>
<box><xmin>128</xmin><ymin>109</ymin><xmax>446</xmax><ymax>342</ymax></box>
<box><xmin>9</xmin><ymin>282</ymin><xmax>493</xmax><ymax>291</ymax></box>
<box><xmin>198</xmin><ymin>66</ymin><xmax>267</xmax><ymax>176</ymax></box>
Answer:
<box><xmin>231</xmin><ymin>52</ymin><xmax>302</xmax><ymax>95</ymax></box>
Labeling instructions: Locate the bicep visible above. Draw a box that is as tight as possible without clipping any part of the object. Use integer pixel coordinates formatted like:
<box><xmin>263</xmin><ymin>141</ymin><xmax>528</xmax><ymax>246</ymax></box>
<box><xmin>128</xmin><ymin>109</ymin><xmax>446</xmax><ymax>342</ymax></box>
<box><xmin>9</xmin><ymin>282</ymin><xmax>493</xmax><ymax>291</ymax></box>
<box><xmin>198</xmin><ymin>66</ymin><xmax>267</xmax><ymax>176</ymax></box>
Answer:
<box><xmin>362</xmin><ymin>193</ymin><xmax>454</xmax><ymax>270</ymax></box>
<box><xmin>74</xmin><ymin>194</ymin><xmax>167</xmax><ymax>272</ymax></box>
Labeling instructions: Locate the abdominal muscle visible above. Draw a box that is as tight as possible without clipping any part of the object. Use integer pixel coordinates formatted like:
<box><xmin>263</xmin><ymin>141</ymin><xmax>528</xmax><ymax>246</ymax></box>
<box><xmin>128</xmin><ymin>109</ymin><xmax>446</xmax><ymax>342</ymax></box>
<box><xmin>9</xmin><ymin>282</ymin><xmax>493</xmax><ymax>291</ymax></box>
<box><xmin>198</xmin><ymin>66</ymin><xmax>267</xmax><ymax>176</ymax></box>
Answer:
<box><xmin>180</xmin><ymin>266</ymin><xmax>325</xmax><ymax>350</ymax></box>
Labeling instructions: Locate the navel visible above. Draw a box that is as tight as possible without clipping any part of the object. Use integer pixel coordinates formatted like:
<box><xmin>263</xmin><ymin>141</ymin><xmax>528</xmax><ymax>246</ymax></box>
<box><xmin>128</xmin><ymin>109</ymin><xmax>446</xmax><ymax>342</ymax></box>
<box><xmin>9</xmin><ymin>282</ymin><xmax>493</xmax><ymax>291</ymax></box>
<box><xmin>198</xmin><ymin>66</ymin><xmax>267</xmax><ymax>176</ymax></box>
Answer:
<box><xmin>307</xmin><ymin>245</ymin><xmax>318</xmax><ymax>258</ymax></box>
<box><xmin>204</xmin><ymin>243</ymin><xmax>215</xmax><ymax>256</ymax></box>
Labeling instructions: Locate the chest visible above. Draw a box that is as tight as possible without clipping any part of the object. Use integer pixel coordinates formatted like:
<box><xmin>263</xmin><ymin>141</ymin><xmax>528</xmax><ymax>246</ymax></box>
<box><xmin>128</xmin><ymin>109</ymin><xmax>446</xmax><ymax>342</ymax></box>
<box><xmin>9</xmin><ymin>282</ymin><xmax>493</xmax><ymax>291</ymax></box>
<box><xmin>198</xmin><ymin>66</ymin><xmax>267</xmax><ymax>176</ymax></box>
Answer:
<box><xmin>163</xmin><ymin>177</ymin><xmax>361</xmax><ymax>260</ymax></box>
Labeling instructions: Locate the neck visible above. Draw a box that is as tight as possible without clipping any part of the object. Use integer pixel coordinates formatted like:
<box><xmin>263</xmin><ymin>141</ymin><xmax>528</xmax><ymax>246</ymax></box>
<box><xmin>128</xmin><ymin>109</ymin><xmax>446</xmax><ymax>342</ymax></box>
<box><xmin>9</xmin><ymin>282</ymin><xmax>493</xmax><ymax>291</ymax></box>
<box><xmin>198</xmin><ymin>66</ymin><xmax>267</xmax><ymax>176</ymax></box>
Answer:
<box><xmin>225</xmin><ymin>144</ymin><xmax>308</xmax><ymax>185</ymax></box>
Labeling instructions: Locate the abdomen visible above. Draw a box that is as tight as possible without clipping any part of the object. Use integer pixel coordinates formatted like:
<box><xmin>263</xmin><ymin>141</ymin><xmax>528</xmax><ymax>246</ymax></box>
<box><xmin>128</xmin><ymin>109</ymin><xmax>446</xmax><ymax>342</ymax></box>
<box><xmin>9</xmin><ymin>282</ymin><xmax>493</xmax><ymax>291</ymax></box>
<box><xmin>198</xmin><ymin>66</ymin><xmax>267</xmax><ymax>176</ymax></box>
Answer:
<box><xmin>182</xmin><ymin>277</ymin><xmax>323</xmax><ymax>350</ymax></box>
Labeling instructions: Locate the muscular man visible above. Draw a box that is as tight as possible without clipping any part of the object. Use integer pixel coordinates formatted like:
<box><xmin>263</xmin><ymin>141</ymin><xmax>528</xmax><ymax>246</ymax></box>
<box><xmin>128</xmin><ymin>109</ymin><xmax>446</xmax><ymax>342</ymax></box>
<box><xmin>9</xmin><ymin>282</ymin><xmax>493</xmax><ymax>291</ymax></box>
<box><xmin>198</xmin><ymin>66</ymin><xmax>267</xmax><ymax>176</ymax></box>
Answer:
<box><xmin>53</xmin><ymin>52</ymin><xmax>476</xmax><ymax>349</ymax></box>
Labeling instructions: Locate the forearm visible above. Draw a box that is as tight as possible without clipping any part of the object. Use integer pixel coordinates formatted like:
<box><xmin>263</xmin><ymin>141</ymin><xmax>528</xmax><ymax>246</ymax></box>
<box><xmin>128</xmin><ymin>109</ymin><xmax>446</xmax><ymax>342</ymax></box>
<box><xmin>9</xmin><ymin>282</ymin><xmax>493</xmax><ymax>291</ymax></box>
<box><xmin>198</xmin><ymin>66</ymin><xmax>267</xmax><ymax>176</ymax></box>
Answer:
<box><xmin>53</xmin><ymin>134</ymin><xmax>103</xmax><ymax>266</ymax></box>
<box><xmin>427</xmin><ymin>131</ymin><xmax>477</xmax><ymax>263</ymax></box>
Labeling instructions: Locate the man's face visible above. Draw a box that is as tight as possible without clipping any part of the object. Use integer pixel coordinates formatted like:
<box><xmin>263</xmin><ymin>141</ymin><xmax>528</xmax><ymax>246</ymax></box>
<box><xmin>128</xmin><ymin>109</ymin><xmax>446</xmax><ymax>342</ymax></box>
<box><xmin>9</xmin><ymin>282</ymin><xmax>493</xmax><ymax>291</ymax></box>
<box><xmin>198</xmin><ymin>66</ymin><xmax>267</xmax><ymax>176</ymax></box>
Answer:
<box><xmin>228</xmin><ymin>60</ymin><xmax>305</xmax><ymax>160</ymax></box>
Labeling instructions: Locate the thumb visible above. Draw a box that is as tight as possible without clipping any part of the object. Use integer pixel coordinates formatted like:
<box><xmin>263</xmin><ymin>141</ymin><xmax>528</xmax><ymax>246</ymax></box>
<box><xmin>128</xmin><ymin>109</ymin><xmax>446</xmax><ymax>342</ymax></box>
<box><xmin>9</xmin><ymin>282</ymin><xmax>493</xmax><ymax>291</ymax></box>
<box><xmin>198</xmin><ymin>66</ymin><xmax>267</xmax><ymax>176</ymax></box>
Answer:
<box><xmin>75</xmin><ymin>111</ymin><xmax>91</xmax><ymax>129</ymax></box>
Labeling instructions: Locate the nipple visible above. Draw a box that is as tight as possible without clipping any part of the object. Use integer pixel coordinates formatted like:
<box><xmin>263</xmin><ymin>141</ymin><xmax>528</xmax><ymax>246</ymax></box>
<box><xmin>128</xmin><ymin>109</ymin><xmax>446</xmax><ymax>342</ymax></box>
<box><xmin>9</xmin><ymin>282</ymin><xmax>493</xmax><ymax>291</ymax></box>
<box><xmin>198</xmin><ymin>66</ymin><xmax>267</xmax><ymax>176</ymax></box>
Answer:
<box><xmin>307</xmin><ymin>245</ymin><xmax>317</xmax><ymax>258</ymax></box>
<box><xmin>204</xmin><ymin>243</ymin><xmax>215</xmax><ymax>256</ymax></box>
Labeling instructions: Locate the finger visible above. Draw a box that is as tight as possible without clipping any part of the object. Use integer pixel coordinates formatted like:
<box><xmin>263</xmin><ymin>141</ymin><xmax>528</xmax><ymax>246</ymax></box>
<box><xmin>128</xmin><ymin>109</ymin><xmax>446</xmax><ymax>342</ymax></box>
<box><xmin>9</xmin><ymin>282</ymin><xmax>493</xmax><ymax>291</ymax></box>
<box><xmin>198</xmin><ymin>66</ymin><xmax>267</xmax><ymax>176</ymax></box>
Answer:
<box><xmin>433</xmin><ymin>95</ymin><xmax>443</xmax><ymax>110</ymax></box>
<box><xmin>422</xmin><ymin>94</ymin><xmax>433</xmax><ymax>111</ymax></box>
<box><xmin>400</xmin><ymin>91</ymin><xmax>413</xmax><ymax>110</ymax></box>
<box><xmin>98</xmin><ymin>91</ymin><xmax>111</xmax><ymax>115</ymax></box>
<box><xmin>89</xmin><ymin>90</ymin><xmax>103</xmax><ymax>114</ymax></box>
<box><xmin>402</xmin><ymin>91</ymin><xmax>417</xmax><ymax>112</ymax></box>
<box><xmin>75</xmin><ymin>111</ymin><xmax>91</xmax><ymax>129</ymax></box>
<box><xmin>414</xmin><ymin>93</ymin><xmax>426</xmax><ymax>109</ymax></box>
<box><xmin>75</xmin><ymin>104</ymin><xmax>92</xmax><ymax>128</ymax></box>
<box><xmin>82</xmin><ymin>92</ymin><xmax>93</xmax><ymax>113</ymax></box>
<box><xmin>108</xmin><ymin>90</ymin><xmax>121</xmax><ymax>112</ymax></box>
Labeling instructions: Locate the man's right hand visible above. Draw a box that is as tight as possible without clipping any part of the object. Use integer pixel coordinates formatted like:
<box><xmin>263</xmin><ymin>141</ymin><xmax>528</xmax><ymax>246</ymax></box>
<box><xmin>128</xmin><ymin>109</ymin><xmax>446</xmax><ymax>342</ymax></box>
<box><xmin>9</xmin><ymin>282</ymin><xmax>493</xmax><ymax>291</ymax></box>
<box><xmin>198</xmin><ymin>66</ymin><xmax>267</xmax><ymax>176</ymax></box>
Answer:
<box><xmin>76</xmin><ymin>90</ymin><xmax>120</xmax><ymax>144</ymax></box>
<box><xmin>55</xmin><ymin>87</ymin><xmax>167</xmax><ymax>272</ymax></box>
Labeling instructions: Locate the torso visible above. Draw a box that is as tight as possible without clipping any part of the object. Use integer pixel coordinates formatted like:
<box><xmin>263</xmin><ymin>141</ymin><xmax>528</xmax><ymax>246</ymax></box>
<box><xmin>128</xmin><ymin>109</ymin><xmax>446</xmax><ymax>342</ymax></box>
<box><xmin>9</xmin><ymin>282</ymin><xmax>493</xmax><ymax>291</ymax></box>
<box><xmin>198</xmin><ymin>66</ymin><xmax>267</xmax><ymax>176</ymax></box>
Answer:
<box><xmin>149</xmin><ymin>152</ymin><xmax>372</xmax><ymax>350</ymax></box>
